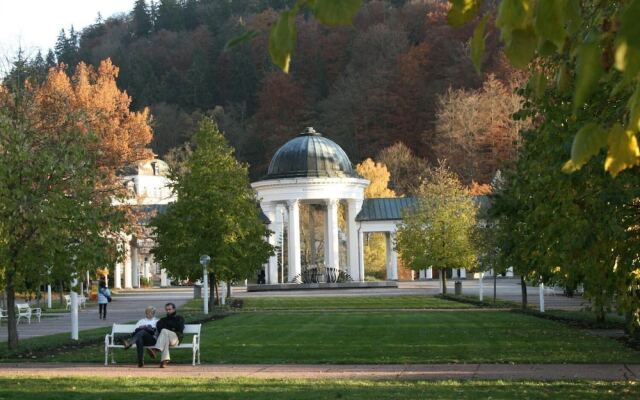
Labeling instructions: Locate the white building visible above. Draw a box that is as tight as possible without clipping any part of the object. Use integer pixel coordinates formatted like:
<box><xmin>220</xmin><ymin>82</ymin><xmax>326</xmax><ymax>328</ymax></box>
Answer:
<box><xmin>113</xmin><ymin>159</ymin><xmax>175</xmax><ymax>289</ymax></box>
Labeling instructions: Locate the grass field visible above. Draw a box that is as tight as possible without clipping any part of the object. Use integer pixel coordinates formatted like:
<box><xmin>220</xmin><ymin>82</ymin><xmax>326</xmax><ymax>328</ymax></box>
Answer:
<box><xmin>35</xmin><ymin>310</ymin><xmax>640</xmax><ymax>364</ymax></box>
<box><xmin>0</xmin><ymin>377</ymin><xmax>637</xmax><ymax>399</ymax></box>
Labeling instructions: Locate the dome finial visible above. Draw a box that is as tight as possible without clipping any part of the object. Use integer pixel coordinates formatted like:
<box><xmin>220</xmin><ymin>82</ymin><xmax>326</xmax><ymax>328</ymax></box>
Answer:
<box><xmin>301</xmin><ymin>127</ymin><xmax>321</xmax><ymax>136</ymax></box>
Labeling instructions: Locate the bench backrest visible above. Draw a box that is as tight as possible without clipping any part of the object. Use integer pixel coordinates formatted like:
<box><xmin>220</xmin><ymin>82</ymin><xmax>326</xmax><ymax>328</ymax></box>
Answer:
<box><xmin>111</xmin><ymin>323</ymin><xmax>201</xmax><ymax>335</ymax></box>
<box><xmin>16</xmin><ymin>303</ymin><xmax>30</xmax><ymax>312</ymax></box>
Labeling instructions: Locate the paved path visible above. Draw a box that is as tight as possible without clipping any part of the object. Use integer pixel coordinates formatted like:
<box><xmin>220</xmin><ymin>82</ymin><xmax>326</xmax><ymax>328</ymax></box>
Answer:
<box><xmin>0</xmin><ymin>288</ymin><xmax>191</xmax><ymax>342</ymax></box>
<box><xmin>236</xmin><ymin>279</ymin><xmax>588</xmax><ymax>310</ymax></box>
<box><xmin>0</xmin><ymin>363</ymin><xmax>637</xmax><ymax>381</ymax></box>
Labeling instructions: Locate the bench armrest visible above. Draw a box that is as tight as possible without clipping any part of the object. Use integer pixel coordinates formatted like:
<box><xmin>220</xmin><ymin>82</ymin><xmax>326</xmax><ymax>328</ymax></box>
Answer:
<box><xmin>105</xmin><ymin>333</ymin><xmax>114</xmax><ymax>347</ymax></box>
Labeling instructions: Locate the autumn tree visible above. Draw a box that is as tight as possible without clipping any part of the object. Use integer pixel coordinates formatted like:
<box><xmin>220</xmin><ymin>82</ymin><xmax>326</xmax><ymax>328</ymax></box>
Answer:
<box><xmin>356</xmin><ymin>158</ymin><xmax>396</xmax><ymax>279</ymax></box>
<box><xmin>396</xmin><ymin>165</ymin><xmax>478</xmax><ymax>294</ymax></box>
<box><xmin>377</xmin><ymin>142</ymin><xmax>430</xmax><ymax>196</ymax></box>
<box><xmin>433</xmin><ymin>75</ymin><xmax>529</xmax><ymax>184</ymax></box>
<box><xmin>29</xmin><ymin>59</ymin><xmax>153</xmax><ymax>180</ymax></box>
<box><xmin>151</xmin><ymin>118</ymin><xmax>273</xmax><ymax>309</ymax></box>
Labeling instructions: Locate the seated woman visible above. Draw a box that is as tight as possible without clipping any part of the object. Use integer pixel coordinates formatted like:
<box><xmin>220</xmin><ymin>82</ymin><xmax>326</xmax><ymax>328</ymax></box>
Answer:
<box><xmin>123</xmin><ymin>306</ymin><xmax>158</xmax><ymax>367</ymax></box>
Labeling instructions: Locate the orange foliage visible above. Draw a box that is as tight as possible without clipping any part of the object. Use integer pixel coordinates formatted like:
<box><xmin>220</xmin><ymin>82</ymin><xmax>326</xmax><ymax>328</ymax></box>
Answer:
<box><xmin>30</xmin><ymin>59</ymin><xmax>153</xmax><ymax>175</ymax></box>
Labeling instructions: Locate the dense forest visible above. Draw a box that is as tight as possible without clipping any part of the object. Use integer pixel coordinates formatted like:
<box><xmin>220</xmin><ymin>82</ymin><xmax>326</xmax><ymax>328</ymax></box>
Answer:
<box><xmin>6</xmin><ymin>0</ymin><xmax>518</xmax><ymax>181</ymax></box>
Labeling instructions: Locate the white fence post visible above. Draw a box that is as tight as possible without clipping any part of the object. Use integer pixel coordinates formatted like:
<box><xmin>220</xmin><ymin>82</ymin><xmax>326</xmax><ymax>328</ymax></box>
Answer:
<box><xmin>539</xmin><ymin>282</ymin><xmax>545</xmax><ymax>313</ymax></box>
<box><xmin>479</xmin><ymin>272</ymin><xmax>484</xmax><ymax>302</ymax></box>
<box><xmin>47</xmin><ymin>284</ymin><xmax>52</xmax><ymax>309</ymax></box>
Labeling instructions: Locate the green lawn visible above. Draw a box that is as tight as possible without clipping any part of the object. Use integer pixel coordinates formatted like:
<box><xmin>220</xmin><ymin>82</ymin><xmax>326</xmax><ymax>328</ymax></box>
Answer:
<box><xmin>239</xmin><ymin>295</ymin><xmax>476</xmax><ymax>310</ymax></box>
<box><xmin>0</xmin><ymin>378</ymin><xmax>637</xmax><ymax>399</ymax></box>
<box><xmin>38</xmin><ymin>310</ymin><xmax>640</xmax><ymax>364</ymax></box>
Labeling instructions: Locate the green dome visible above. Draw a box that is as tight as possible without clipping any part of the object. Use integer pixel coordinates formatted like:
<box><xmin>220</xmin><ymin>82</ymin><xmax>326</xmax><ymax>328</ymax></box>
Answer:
<box><xmin>264</xmin><ymin>127</ymin><xmax>357</xmax><ymax>180</ymax></box>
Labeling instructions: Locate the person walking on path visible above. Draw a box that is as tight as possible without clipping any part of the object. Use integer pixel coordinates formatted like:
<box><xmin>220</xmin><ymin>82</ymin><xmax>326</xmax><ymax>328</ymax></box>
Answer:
<box><xmin>97</xmin><ymin>281</ymin><xmax>111</xmax><ymax>320</ymax></box>
<box><xmin>148</xmin><ymin>302</ymin><xmax>184</xmax><ymax>368</ymax></box>
<box><xmin>123</xmin><ymin>306</ymin><xmax>158</xmax><ymax>368</ymax></box>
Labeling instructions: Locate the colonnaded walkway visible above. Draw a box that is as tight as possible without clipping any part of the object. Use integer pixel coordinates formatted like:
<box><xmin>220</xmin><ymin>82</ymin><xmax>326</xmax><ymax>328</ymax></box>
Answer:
<box><xmin>0</xmin><ymin>363</ymin><xmax>637</xmax><ymax>381</ymax></box>
<box><xmin>0</xmin><ymin>278</ymin><xmax>586</xmax><ymax>342</ymax></box>
<box><xmin>0</xmin><ymin>288</ymin><xmax>191</xmax><ymax>342</ymax></box>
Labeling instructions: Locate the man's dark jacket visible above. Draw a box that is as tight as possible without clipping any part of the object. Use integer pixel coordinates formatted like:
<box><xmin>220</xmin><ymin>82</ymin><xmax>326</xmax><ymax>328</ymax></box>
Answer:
<box><xmin>156</xmin><ymin>313</ymin><xmax>185</xmax><ymax>342</ymax></box>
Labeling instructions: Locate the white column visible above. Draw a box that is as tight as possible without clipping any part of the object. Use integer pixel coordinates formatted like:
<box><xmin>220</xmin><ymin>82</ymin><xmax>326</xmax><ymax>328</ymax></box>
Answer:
<box><xmin>70</xmin><ymin>278</ymin><xmax>78</xmax><ymax>340</ymax></box>
<box><xmin>124</xmin><ymin>240</ymin><xmax>132</xmax><ymax>289</ymax></box>
<box><xmin>385</xmin><ymin>232</ymin><xmax>398</xmax><ymax>280</ymax></box>
<box><xmin>539</xmin><ymin>282</ymin><xmax>545</xmax><ymax>313</ymax></box>
<box><xmin>160</xmin><ymin>269</ymin><xmax>168</xmax><ymax>287</ymax></box>
<box><xmin>347</xmin><ymin>199</ymin><xmax>363</xmax><ymax>281</ymax></box>
<box><xmin>203</xmin><ymin>267</ymin><xmax>208</xmax><ymax>315</ymax></box>
<box><xmin>506</xmin><ymin>267</ymin><xmax>514</xmax><ymax>277</ymax></box>
<box><xmin>460</xmin><ymin>268</ymin><xmax>467</xmax><ymax>278</ymax></box>
<box><xmin>131</xmin><ymin>245</ymin><xmax>140</xmax><ymax>288</ymax></box>
<box><xmin>261</xmin><ymin>202</ymin><xmax>278</xmax><ymax>284</ymax></box>
<box><xmin>427</xmin><ymin>268</ymin><xmax>433</xmax><ymax>279</ymax></box>
<box><xmin>358</xmin><ymin>229</ymin><xmax>365</xmax><ymax>282</ymax></box>
<box><xmin>47</xmin><ymin>284</ymin><xmax>52</xmax><ymax>309</ymax></box>
<box><xmin>275</xmin><ymin>204</ymin><xmax>285</xmax><ymax>283</ymax></box>
<box><xmin>114</xmin><ymin>262</ymin><xmax>122</xmax><ymax>289</ymax></box>
<box><xmin>479</xmin><ymin>272</ymin><xmax>484</xmax><ymax>301</ymax></box>
<box><xmin>287</xmin><ymin>199</ymin><xmax>302</xmax><ymax>282</ymax></box>
<box><xmin>326</xmin><ymin>198</ymin><xmax>340</xmax><ymax>271</ymax></box>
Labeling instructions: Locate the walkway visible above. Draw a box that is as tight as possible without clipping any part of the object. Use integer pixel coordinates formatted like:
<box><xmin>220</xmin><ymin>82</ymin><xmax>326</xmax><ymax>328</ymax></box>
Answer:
<box><xmin>0</xmin><ymin>288</ymin><xmax>191</xmax><ymax>342</ymax></box>
<box><xmin>0</xmin><ymin>363</ymin><xmax>637</xmax><ymax>381</ymax></box>
<box><xmin>236</xmin><ymin>278</ymin><xmax>588</xmax><ymax>310</ymax></box>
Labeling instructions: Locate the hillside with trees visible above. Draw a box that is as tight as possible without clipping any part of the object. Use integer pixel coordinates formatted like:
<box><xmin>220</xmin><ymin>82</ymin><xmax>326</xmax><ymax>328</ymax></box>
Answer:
<box><xmin>7</xmin><ymin>0</ymin><xmax>519</xmax><ymax>181</ymax></box>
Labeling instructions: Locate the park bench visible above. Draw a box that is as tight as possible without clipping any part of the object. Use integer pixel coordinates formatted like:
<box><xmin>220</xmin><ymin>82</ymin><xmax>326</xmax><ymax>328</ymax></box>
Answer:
<box><xmin>64</xmin><ymin>294</ymin><xmax>87</xmax><ymax>310</ymax></box>
<box><xmin>104</xmin><ymin>323</ymin><xmax>202</xmax><ymax>366</ymax></box>
<box><xmin>16</xmin><ymin>302</ymin><xmax>42</xmax><ymax>324</ymax></box>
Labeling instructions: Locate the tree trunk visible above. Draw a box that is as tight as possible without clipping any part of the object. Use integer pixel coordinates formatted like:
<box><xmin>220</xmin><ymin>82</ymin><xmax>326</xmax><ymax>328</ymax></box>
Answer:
<box><xmin>58</xmin><ymin>281</ymin><xmax>64</xmax><ymax>306</ymax></box>
<box><xmin>595</xmin><ymin>303</ymin><xmax>606</xmax><ymax>324</ymax></box>
<box><xmin>493</xmin><ymin>273</ymin><xmax>497</xmax><ymax>304</ymax></box>
<box><xmin>441</xmin><ymin>269</ymin><xmax>447</xmax><ymax>295</ymax></box>
<box><xmin>6</xmin><ymin>273</ymin><xmax>18</xmax><ymax>350</ymax></box>
<box><xmin>520</xmin><ymin>276</ymin><xmax>527</xmax><ymax>309</ymax></box>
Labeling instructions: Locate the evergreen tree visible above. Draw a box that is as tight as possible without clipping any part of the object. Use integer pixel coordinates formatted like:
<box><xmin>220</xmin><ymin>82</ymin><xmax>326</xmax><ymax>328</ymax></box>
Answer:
<box><xmin>132</xmin><ymin>0</ymin><xmax>153</xmax><ymax>37</ymax></box>
<box><xmin>45</xmin><ymin>49</ymin><xmax>57</xmax><ymax>68</ymax></box>
<box><xmin>155</xmin><ymin>0</ymin><xmax>183</xmax><ymax>31</ymax></box>
<box><xmin>182</xmin><ymin>0</ymin><xmax>199</xmax><ymax>30</ymax></box>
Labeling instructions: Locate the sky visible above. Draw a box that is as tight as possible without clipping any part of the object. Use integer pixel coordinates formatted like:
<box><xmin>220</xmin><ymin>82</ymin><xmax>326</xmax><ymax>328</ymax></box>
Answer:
<box><xmin>0</xmin><ymin>0</ymin><xmax>135</xmax><ymax>64</ymax></box>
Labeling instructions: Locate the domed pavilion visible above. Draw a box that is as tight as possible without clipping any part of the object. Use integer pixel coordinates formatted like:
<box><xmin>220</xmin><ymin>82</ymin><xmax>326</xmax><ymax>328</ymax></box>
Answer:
<box><xmin>252</xmin><ymin>127</ymin><xmax>371</xmax><ymax>283</ymax></box>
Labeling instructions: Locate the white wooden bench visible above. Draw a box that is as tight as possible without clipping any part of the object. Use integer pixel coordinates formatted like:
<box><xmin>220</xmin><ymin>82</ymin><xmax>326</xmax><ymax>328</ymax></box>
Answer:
<box><xmin>104</xmin><ymin>323</ymin><xmax>202</xmax><ymax>366</ymax></box>
<box><xmin>0</xmin><ymin>307</ymin><xmax>7</xmax><ymax>325</ymax></box>
<box><xmin>16</xmin><ymin>303</ymin><xmax>41</xmax><ymax>324</ymax></box>
<box><xmin>64</xmin><ymin>294</ymin><xmax>87</xmax><ymax>309</ymax></box>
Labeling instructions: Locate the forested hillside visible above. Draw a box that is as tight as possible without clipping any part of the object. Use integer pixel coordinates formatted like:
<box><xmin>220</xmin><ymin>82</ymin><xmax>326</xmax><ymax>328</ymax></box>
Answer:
<box><xmin>16</xmin><ymin>0</ymin><xmax>519</xmax><ymax>180</ymax></box>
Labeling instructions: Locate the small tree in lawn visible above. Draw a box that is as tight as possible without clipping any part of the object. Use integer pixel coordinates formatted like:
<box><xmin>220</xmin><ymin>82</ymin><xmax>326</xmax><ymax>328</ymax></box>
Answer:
<box><xmin>396</xmin><ymin>165</ymin><xmax>478</xmax><ymax>294</ymax></box>
<box><xmin>151</xmin><ymin>118</ymin><xmax>273</xmax><ymax>310</ymax></box>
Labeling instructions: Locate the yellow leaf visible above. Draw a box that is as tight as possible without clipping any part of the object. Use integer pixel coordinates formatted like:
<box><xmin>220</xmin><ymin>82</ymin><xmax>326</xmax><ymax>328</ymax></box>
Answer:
<box><xmin>605</xmin><ymin>124</ymin><xmax>640</xmax><ymax>177</ymax></box>
<box><xmin>566</xmin><ymin>123</ymin><xmax>607</xmax><ymax>171</ymax></box>
<box><xmin>448</xmin><ymin>0</ymin><xmax>481</xmax><ymax>27</ymax></box>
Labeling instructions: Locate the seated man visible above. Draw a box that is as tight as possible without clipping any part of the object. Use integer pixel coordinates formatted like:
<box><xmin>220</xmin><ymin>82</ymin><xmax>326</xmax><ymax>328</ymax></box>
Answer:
<box><xmin>123</xmin><ymin>306</ymin><xmax>158</xmax><ymax>367</ymax></box>
<box><xmin>148</xmin><ymin>302</ymin><xmax>184</xmax><ymax>368</ymax></box>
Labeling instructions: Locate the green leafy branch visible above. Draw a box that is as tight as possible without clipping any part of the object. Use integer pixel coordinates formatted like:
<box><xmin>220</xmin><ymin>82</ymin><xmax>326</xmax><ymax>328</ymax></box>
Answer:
<box><xmin>450</xmin><ymin>0</ymin><xmax>640</xmax><ymax>177</ymax></box>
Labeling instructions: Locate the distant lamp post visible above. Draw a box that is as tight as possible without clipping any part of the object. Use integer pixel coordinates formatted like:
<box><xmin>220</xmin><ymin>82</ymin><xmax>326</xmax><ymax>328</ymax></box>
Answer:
<box><xmin>200</xmin><ymin>255</ymin><xmax>211</xmax><ymax>315</ymax></box>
